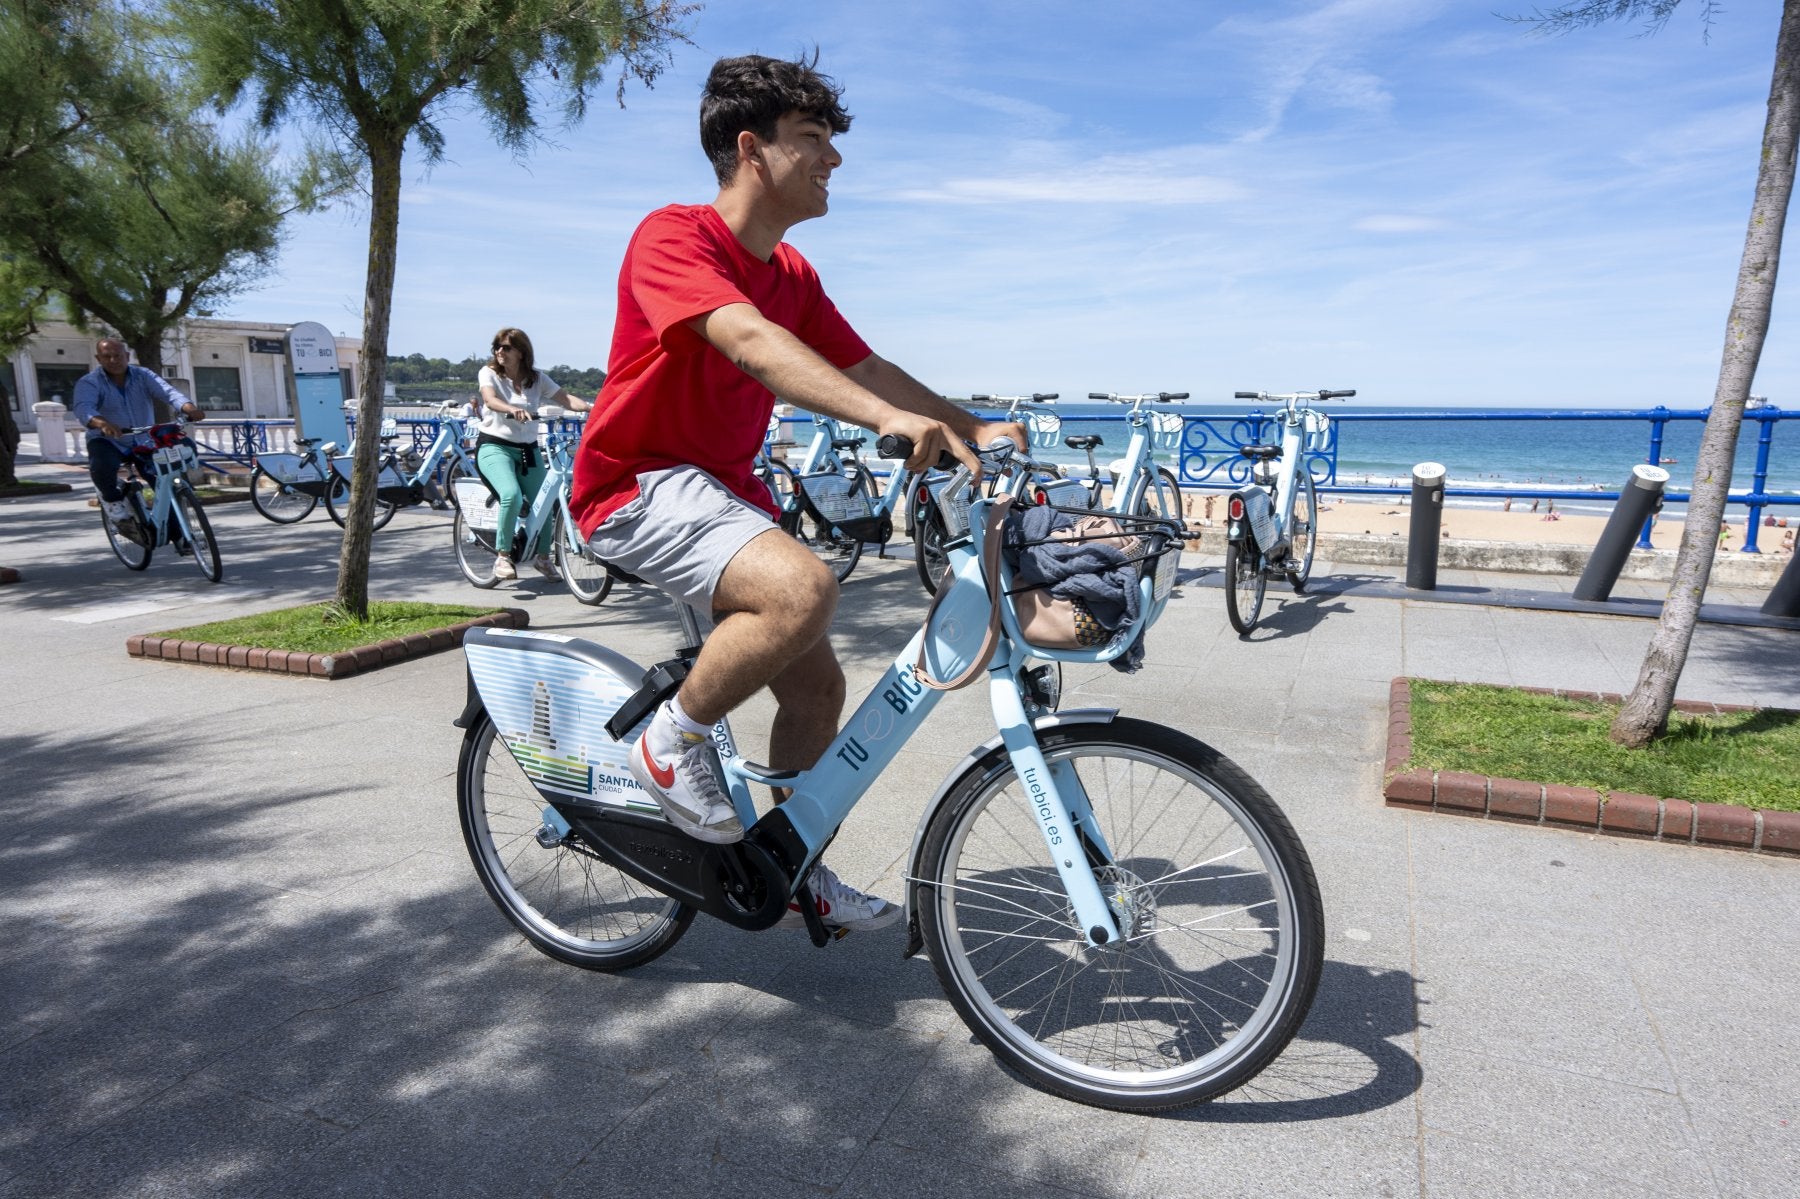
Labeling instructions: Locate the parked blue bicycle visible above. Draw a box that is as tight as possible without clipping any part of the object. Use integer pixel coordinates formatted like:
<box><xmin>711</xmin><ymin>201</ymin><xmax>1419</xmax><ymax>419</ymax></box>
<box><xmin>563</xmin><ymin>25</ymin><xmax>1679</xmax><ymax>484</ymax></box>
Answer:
<box><xmin>101</xmin><ymin>422</ymin><xmax>224</xmax><ymax>583</ymax></box>
<box><xmin>453</xmin><ymin>434</ymin><xmax>1323</xmax><ymax>1112</ymax></box>
<box><xmin>250</xmin><ymin>403</ymin><xmax>474</xmax><ymax>528</ymax></box>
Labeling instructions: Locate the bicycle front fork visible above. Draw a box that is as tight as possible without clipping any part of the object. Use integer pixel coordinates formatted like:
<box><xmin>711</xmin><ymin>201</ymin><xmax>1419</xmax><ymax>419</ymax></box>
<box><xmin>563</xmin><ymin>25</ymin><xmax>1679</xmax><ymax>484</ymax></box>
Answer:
<box><xmin>987</xmin><ymin>674</ymin><xmax>1124</xmax><ymax>948</ymax></box>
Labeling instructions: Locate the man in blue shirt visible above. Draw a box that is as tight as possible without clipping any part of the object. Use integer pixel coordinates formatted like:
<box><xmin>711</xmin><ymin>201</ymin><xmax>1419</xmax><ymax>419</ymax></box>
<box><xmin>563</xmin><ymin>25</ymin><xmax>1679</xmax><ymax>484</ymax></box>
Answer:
<box><xmin>72</xmin><ymin>338</ymin><xmax>206</xmax><ymax>526</ymax></box>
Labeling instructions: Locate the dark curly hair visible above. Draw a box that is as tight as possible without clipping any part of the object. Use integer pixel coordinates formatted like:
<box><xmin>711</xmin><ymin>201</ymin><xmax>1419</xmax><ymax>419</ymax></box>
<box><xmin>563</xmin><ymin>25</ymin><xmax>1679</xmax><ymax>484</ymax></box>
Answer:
<box><xmin>700</xmin><ymin>52</ymin><xmax>853</xmax><ymax>186</ymax></box>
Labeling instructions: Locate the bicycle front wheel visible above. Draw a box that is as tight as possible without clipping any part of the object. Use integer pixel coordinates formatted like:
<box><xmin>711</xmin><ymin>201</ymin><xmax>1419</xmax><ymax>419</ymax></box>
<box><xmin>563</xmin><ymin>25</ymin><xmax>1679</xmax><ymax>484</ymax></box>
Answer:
<box><xmin>453</xmin><ymin>503</ymin><xmax>502</xmax><ymax>588</ymax></box>
<box><xmin>917</xmin><ymin>719</ymin><xmax>1323</xmax><ymax>1112</ymax></box>
<box><xmin>459</xmin><ymin>713</ymin><xmax>694</xmax><ymax>970</ymax></box>
<box><xmin>555</xmin><ymin>511</ymin><xmax>612</xmax><ymax>606</ymax></box>
<box><xmin>912</xmin><ymin>496</ymin><xmax>950</xmax><ymax>595</ymax></box>
<box><xmin>1127</xmin><ymin>465</ymin><xmax>1185</xmax><ymax>523</ymax></box>
<box><xmin>1288</xmin><ymin>471</ymin><xmax>1318</xmax><ymax>593</ymax></box>
<box><xmin>249</xmin><ymin>465</ymin><xmax>316</xmax><ymax>523</ymax></box>
<box><xmin>173</xmin><ymin>484</ymin><xmax>223</xmax><ymax>583</ymax></box>
<box><xmin>1224</xmin><ymin>537</ymin><xmax>1266</xmax><ymax>635</ymax></box>
<box><xmin>102</xmin><ymin>488</ymin><xmax>152</xmax><ymax>571</ymax></box>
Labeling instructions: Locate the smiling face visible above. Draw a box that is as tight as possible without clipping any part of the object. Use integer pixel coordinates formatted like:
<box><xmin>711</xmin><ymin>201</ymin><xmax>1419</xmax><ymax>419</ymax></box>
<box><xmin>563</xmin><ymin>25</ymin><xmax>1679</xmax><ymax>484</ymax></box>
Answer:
<box><xmin>750</xmin><ymin>112</ymin><xmax>841</xmax><ymax>226</ymax></box>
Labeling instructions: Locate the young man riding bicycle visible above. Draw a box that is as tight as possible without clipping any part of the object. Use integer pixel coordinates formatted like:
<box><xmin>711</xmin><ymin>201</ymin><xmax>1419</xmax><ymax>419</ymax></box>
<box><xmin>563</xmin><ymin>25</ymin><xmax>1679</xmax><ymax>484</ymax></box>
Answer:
<box><xmin>569</xmin><ymin>53</ymin><xmax>1022</xmax><ymax>933</ymax></box>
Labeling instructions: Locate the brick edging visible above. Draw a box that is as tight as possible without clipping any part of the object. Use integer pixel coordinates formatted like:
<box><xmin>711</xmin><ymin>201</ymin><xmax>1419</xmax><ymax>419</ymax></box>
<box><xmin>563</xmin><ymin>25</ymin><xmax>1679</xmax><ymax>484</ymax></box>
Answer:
<box><xmin>0</xmin><ymin>482</ymin><xmax>74</xmax><ymax>498</ymax></box>
<box><xmin>1384</xmin><ymin>677</ymin><xmax>1800</xmax><ymax>857</ymax></box>
<box><xmin>125</xmin><ymin>609</ymin><xmax>528</xmax><ymax>680</ymax></box>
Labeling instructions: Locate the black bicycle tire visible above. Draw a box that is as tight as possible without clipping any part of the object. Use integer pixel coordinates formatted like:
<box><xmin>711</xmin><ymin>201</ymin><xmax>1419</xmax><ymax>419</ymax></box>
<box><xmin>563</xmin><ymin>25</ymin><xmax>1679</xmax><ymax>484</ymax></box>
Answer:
<box><xmin>916</xmin><ymin>718</ymin><xmax>1324</xmax><ymax>1112</ymax></box>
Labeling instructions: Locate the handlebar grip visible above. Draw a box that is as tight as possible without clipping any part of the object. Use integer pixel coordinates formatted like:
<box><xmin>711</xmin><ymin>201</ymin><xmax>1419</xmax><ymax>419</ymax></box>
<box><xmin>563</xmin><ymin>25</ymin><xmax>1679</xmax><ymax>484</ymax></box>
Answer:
<box><xmin>1087</xmin><ymin>392</ymin><xmax>1109</xmax><ymax>400</ymax></box>
<box><xmin>1233</xmin><ymin>392</ymin><xmax>1259</xmax><ymax>399</ymax></box>
<box><xmin>970</xmin><ymin>393</ymin><xmax>992</xmax><ymax>402</ymax></box>
<box><xmin>1161</xmin><ymin>392</ymin><xmax>1190</xmax><ymax>401</ymax></box>
<box><xmin>876</xmin><ymin>433</ymin><xmax>960</xmax><ymax>468</ymax></box>
<box><xmin>1032</xmin><ymin>392</ymin><xmax>1059</xmax><ymax>401</ymax></box>
<box><xmin>1320</xmin><ymin>389</ymin><xmax>1357</xmax><ymax>399</ymax></box>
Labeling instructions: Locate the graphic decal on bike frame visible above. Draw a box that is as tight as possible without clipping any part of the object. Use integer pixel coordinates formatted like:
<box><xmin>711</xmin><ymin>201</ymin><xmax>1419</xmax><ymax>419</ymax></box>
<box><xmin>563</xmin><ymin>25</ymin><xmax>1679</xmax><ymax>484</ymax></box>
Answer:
<box><xmin>465</xmin><ymin>644</ymin><xmax>659</xmax><ymax>812</ymax></box>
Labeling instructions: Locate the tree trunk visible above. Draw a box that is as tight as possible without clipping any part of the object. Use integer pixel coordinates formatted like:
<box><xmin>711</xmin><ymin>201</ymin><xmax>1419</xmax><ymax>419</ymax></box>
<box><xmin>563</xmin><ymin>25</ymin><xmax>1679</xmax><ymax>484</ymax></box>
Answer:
<box><xmin>1611</xmin><ymin>0</ymin><xmax>1800</xmax><ymax>747</ymax></box>
<box><xmin>0</xmin><ymin>392</ymin><xmax>19</xmax><ymax>486</ymax></box>
<box><xmin>334</xmin><ymin>130</ymin><xmax>404</xmax><ymax>621</ymax></box>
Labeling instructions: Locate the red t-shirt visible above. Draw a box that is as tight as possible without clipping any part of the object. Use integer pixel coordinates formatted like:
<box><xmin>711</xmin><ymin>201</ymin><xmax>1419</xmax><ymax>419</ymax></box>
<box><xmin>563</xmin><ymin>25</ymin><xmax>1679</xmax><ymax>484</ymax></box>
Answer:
<box><xmin>570</xmin><ymin>204</ymin><xmax>872</xmax><ymax>536</ymax></box>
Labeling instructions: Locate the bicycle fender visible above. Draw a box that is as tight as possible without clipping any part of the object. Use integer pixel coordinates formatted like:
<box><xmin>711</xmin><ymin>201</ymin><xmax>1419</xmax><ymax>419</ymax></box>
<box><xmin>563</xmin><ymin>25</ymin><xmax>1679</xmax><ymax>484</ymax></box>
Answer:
<box><xmin>900</xmin><ymin>707</ymin><xmax>1117</xmax><ymax>960</ymax></box>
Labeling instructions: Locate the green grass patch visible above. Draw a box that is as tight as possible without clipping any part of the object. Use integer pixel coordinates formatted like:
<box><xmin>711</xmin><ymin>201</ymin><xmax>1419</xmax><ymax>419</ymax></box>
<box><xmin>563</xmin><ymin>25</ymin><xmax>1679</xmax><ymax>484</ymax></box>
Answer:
<box><xmin>155</xmin><ymin>601</ymin><xmax>498</xmax><ymax>655</ymax></box>
<box><xmin>1406</xmin><ymin>680</ymin><xmax>1800</xmax><ymax>812</ymax></box>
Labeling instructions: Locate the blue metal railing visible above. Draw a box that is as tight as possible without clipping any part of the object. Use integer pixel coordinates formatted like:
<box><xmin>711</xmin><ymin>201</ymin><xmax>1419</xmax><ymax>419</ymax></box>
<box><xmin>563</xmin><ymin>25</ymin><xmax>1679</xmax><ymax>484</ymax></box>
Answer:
<box><xmin>196</xmin><ymin>406</ymin><xmax>1796</xmax><ymax>554</ymax></box>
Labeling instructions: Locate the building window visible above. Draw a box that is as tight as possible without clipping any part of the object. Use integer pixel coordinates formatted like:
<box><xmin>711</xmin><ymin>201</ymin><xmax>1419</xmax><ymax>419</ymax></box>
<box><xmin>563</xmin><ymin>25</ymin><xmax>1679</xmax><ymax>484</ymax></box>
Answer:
<box><xmin>194</xmin><ymin>365</ymin><xmax>244</xmax><ymax>412</ymax></box>
<box><xmin>35</xmin><ymin>364</ymin><xmax>87</xmax><ymax>409</ymax></box>
<box><xmin>340</xmin><ymin>367</ymin><xmax>357</xmax><ymax>401</ymax></box>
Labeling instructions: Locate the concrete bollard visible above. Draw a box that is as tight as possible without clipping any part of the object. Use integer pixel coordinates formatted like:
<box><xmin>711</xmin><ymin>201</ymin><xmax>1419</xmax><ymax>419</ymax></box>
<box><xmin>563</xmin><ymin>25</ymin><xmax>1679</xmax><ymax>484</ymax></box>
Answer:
<box><xmin>1762</xmin><ymin>546</ymin><xmax>1800</xmax><ymax>619</ymax></box>
<box><xmin>1574</xmin><ymin>465</ymin><xmax>1669</xmax><ymax>603</ymax></box>
<box><xmin>1406</xmin><ymin>462</ymin><xmax>1446</xmax><ymax>590</ymax></box>
<box><xmin>32</xmin><ymin>402</ymin><xmax>71</xmax><ymax>463</ymax></box>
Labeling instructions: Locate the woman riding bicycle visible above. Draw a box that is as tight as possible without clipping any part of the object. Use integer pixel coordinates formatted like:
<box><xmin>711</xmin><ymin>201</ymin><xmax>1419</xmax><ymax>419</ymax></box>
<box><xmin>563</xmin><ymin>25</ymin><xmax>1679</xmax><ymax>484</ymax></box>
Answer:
<box><xmin>476</xmin><ymin>327</ymin><xmax>591</xmax><ymax>580</ymax></box>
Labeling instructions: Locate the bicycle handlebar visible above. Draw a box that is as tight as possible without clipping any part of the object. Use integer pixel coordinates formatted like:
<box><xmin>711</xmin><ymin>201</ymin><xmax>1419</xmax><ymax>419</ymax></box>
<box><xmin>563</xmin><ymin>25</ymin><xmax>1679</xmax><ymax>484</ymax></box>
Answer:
<box><xmin>876</xmin><ymin>433</ymin><xmax>962</xmax><ymax>469</ymax></box>
<box><xmin>1087</xmin><ymin>392</ymin><xmax>1189</xmax><ymax>403</ymax></box>
<box><xmin>1234</xmin><ymin>389</ymin><xmax>1357</xmax><ymax>402</ymax></box>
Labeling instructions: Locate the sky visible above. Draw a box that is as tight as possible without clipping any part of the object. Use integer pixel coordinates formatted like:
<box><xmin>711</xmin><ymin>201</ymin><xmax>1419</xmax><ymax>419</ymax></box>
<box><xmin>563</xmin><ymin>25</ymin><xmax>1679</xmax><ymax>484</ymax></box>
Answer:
<box><xmin>214</xmin><ymin>0</ymin><xmax>1795</xmax><ymax>408</ymax></box>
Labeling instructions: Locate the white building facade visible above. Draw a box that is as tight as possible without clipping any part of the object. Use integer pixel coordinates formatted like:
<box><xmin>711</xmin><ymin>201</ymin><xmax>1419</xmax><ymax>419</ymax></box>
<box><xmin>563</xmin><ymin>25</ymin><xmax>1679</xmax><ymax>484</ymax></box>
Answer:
<box><xmin>3</xmin><ymin>317</ymin><xmax>364</xmax><ymax>423</ymax></box>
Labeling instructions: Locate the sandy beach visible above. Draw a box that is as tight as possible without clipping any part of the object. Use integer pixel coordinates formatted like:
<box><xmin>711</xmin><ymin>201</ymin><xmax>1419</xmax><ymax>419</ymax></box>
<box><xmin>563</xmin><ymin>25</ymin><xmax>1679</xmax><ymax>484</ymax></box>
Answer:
<box><xmin>1174</xmin><ymin>490</ymin><xmax>1797</xmax><ymax>554</ymax></box>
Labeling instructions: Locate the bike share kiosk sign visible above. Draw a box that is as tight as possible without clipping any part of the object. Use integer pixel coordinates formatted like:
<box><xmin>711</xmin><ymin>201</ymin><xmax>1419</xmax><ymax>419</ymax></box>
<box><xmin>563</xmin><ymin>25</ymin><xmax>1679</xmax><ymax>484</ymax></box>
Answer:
<box><xmin>287</xmin><ymin>321</ymin><xmax>348</xmax><ymax>446</ymax></box>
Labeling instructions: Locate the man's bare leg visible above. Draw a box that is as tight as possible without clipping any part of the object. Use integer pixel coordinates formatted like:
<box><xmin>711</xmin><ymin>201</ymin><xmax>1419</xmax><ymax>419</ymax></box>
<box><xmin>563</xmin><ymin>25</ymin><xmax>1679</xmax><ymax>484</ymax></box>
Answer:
<box><xmin>676</xmin><ymin>526</ymin><xmax>842</xmax><ymax>757</ymax></box>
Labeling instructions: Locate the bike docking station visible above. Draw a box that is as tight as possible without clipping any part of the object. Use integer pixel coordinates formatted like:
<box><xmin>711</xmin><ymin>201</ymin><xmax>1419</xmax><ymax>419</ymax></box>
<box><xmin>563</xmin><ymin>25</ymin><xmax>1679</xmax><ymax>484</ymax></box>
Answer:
<box><xmin>1405</xmin><ymin>462</ymin><xmax>1446</xmax><ymax>591</ymax></box>
<box><xmin>1573</xmin><ymin>465</ymin><xmax>1669</xmax><ymax>603</ymax></box>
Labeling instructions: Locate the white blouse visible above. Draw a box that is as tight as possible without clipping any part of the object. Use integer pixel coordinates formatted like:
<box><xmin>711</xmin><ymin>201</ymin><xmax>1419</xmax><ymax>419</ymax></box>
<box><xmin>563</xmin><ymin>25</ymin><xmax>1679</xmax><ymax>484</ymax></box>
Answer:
<box><xmin>476</xmin><ymin>364</ymin><xmax>563</xmax><ymax>443</ymax></box>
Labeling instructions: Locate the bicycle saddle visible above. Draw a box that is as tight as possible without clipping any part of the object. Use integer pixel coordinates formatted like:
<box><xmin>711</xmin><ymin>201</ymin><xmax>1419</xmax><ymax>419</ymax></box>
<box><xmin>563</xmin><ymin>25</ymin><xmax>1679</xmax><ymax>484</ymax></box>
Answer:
<box><xmin>830</xmin><ymin>437</ymin><xmax>865</xmax><ymax>451</ymax></box>
<box><xmin>1239</xmin><ymin>444</ymin><xmax>1282</xmax><ymax>460</ymax></box>
<box><xmin>295</xmin><ymin>437</ymin><xmax>320</xmax><ymax>449</ymax></box>
<box><xmin>1064</xmin><ymin>435</ymin><xmax>1104</xmax><ymax>450</ymax></box>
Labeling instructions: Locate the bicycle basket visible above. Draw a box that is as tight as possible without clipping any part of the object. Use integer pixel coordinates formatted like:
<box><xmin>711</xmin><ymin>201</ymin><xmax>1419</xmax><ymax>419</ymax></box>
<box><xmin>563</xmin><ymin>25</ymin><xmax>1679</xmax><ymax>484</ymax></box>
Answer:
<box><xmin>1149</xmin><ymin>410</ymin><xmax>1184</xmax><ymax>452</ymax></box>
<box><xmin>798</xmin><ymin>470</ymin><xmax>873</xmax><ymax>524</ymax></box>
<box><xmin>1024</xmin><ymin>409</ymin><xmax>1062</xmax><ymax>450</ymax></box>
<box><xmin>1001</xmin><ymin>507</ymin><xmax>1182</xmax><ymax>660</ymax></box>
<box><xmin>453</xmin><ymin>477</ymin><xmax>500</xmax><ymax>530</ymax></box>
<box><xmin>151</xmin><ymin>442</ymin><xmax>200</xmax><ymax>477</ymax></box>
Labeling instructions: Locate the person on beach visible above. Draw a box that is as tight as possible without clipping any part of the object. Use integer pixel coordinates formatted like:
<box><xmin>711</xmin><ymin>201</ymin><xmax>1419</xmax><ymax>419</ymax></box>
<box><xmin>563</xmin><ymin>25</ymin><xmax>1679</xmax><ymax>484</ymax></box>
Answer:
<box><xmin>476</xmin><ymin>327</ymin><xmax>591</xmax><ymax>581</ymax></box>
<box><xmin>569</xmin><ymin>52</ymin><xmax>1022</xmax><ymax>932</ymax></box>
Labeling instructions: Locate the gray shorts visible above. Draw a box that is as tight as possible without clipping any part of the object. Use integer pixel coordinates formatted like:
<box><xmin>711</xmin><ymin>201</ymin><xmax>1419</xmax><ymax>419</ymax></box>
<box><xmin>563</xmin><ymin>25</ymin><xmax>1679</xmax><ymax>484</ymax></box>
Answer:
<box><xmin>585</xmin><ymin>466</ymin><xmax>779</xmax><ymax>610</ymax></box>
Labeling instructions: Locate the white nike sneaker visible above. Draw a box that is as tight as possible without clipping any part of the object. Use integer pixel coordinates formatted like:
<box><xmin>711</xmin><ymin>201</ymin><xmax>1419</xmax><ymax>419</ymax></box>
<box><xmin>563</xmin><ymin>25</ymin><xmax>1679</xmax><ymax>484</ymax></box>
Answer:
<box><xmin>629</xmin><ymin>703</ymin><xmax>743</xmax><ymax>844</ymax></box>
<box><xmin>780</xmin><ymin>862</ymin><xmax>902</xmax><ymax>932</ymax></box>
<box><xmin>101</xmin><ymin>499</ymin><xmax>131</xmax><ymax>523</ymax></box>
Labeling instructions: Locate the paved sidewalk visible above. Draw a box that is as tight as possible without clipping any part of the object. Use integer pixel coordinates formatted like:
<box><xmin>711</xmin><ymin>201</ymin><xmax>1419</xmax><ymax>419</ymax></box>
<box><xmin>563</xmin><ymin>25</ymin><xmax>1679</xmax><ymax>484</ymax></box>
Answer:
<box><xmin>3</xmin><ymin>471</ymin><xmax>1799</xmax><ymax>1198</ymax></box>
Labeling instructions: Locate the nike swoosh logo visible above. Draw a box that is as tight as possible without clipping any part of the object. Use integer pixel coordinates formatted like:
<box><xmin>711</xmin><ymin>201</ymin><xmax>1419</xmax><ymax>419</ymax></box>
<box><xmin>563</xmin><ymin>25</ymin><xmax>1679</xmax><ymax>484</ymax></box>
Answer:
<box><xmin>639</xmin><ymin>736</ymin><xmax>675</xmax><ymax>789</ymax></box>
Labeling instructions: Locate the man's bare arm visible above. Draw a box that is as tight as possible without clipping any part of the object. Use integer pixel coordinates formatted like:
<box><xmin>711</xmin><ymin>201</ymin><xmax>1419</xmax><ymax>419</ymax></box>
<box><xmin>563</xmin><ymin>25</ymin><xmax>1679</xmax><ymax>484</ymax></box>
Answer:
<box><xmin>843</xmin><ymin>354</ymin><xmax>1026</xmax><ymax>453</ymax></box>
<box><xmin>688</xmin><ymin>304</ymin><xmax>979</xmax><ymax>473</ymax></box>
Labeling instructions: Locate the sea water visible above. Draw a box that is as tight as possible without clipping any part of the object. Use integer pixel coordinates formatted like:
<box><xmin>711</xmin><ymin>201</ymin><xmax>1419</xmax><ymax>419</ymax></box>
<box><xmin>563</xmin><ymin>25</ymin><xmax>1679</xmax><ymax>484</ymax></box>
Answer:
<box><xmin>981</xmin><ymin>403</ymin><xmax>1800</xmax><ymax>523</ymax></box>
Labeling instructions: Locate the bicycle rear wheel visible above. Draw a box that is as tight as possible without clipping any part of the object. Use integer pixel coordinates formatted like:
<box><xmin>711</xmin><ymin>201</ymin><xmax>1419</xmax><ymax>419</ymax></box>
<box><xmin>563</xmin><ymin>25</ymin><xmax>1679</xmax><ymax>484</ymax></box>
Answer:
<box><xmin>770</xmin><ymin>461</ymin><xmax>864</xmax><ymax>582</ymax></box>
<box><xmin>459</xmin><ymin>713</ymin><xmax>693</xmax><ymax>970</ymax></box>
<box><xmin>102</xmin><ymin>488</ymin><xmax>152</xmax><ymax>570</ymax></box>
<box><xmin>325</xmin><ymin>470</ymin><xmax>400</xmax><ymax>531</ymax></box>
<box><xmin>1224</xmin><ymin>537</ymin><xmax>1266</xmax><ymax>635</ymax></box>
<box><xmin>173</xmin><ymin>484</ymin><xmax>223</xmax><ymax>583</ymax></box>
<box><xmin>555</xmin><ymin>511</ymin><xmax>613</xmax><ymax>606</ymax></box>
<box><xmin>917</xmin><ymin>719</ymin><xmax>1323</xmax><ymax>1112</ymax></box>
<box><xmin>249</xmin><ymin>465</ymin><xmax>316</xmax><ymax>523</ymax></box>
<box><xmin>1287</xmin><ymin>471</ymin><xmax>1317</xmax><ymax>593</ymax></box>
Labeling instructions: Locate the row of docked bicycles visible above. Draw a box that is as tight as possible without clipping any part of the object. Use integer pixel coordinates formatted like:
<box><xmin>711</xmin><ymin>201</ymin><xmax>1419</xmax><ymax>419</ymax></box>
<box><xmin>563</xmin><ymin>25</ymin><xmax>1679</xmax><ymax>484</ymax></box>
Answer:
<box><xmin>100</xmin><ymin>389</ymin><xmax>1355</xmax><ymax>638</ymax></box>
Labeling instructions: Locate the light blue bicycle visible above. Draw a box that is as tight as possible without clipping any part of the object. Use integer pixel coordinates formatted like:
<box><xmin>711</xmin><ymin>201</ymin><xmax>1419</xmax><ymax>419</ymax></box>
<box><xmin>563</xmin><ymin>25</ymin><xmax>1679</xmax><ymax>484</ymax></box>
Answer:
<box><xmin>450</xmin><ymin>406</ymin><xmax>613</xmax><ymax>605</ymax></box>
<box><xmin>453</xmin><ymin>436</ymin><xmax>1324</xmax><ymax>1112</ymax></box>
<box><xmin>1063</xmin><ymin>391</ymin><xmax>1188</xmax><ymax>521</ymax></box>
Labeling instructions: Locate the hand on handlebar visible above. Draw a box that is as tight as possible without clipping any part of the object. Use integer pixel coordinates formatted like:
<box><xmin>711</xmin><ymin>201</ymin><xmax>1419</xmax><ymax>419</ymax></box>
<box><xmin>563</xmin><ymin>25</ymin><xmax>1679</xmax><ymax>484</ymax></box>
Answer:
<box><xmin>880</xmin><ymin>413</ymin><xmax>982</xmax><ymax>479</ymax></box>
